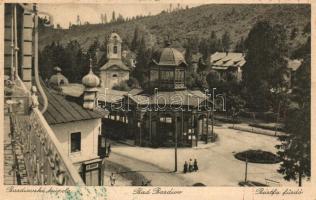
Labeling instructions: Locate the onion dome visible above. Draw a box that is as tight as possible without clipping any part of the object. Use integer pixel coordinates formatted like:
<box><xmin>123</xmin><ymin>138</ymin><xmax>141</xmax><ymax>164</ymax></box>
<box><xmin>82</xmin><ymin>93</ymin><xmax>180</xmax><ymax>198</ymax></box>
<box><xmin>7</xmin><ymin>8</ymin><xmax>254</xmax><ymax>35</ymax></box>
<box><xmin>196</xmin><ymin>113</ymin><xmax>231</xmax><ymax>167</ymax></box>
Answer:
<box><xmin>157</xmin><ymin>47</ymin><xmax>187</xmax><ymax>66</ymax></box>
<box><xmin>82</xmin><ymin>69</ymin><xmax>100</xmax><ymax>88</ymax></box>
<box><xmin>49</xmin><ymin>67</ymin><xmax>69</xmax><ymax>86</ymax></box>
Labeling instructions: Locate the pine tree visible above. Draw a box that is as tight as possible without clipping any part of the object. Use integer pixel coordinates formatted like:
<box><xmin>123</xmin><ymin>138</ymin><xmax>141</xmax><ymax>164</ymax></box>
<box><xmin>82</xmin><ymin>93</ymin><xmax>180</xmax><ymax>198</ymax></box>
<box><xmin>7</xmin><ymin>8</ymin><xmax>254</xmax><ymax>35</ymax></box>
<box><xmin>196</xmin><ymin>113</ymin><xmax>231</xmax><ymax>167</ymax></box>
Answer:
<box><xmin>209</xmin><ymin>31</ymin><xmax>218</xmax><ymax>53</ymax></box>
<box><xmin>112</xmin><ymin>11</ymin><xmax>116</xmax><ymax>22</ymax></box>
<box><xmin>235</xmin><ymin>37</ymin><xmax>245</xmax><ymax>52</ymax></box>
<box><xmin>104</xmin><ymin>13</ymin><xmax>107</xmax><ymax>23</ymax></box>
<box><xmin>221</xmin><ymin>31</ymin><xmax>231</xmax><ymax>51</ymax></box>
<box><xmin>131</xmin><ymin>26</ymin><xmax>140</xmax><ymax>51</ymax></box>
<box><xmin>243</xmin><ymin>21</ymin><xmax>288</xmax><ymax>111</ymax></box>
<box><xmin>133</xmin><ymin>37</ymin><xmax>148</xmax><ymax>85</ymax></box>
<box><xmin>276</xmin><ymin>56</ymin><xmax>310</xmax><ymax>187</ymax></box>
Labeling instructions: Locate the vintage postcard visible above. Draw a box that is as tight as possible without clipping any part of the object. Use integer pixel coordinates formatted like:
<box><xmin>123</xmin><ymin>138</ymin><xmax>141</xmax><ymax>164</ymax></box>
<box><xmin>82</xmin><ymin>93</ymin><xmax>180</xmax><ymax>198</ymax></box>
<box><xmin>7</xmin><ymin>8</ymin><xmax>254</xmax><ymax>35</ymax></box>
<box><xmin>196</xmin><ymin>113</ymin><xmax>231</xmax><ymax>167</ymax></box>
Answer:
<box><xmin>0</xmin><ymin>0</ymin><xmax>314</xmax><ymax>199</ymax></box>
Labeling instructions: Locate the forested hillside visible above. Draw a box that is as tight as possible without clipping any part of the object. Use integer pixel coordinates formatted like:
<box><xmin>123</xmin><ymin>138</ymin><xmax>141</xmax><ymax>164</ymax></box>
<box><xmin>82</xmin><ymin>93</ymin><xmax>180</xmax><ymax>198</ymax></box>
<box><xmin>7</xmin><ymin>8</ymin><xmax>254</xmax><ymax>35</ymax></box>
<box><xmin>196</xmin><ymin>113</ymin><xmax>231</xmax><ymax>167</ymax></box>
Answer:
<box><xmin>39</xmin><ymin>4</ymin><xmax>310</xmax><ymax>53</ymax></box>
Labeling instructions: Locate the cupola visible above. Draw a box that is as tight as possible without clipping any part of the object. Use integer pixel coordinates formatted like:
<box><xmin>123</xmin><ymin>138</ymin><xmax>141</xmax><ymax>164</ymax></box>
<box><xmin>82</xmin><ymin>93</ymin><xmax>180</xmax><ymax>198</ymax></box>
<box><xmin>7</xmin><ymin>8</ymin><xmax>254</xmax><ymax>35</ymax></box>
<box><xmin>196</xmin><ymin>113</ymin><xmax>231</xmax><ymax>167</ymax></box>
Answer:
<box><xmin>82</xmin><ymin>57</ymin><xmax>100</xmax><ymax>110</ymax></box>
<box><xmin>148</xmin><ymin>42</ymin><xmax>187</xmax><ymax>91</ymax></box>
<box><xmin>48</xmin><ymin>66</ymin><xmax>69</xmax><ymax>87</ymax></box>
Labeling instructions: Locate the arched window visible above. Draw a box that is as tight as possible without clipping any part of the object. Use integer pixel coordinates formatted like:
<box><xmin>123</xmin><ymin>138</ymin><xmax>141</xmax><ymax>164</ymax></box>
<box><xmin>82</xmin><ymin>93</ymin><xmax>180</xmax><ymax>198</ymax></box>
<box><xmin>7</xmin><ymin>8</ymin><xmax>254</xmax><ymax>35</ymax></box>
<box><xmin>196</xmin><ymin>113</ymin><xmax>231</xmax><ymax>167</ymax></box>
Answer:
<box><xmin>113</xmin><ymin>45</ymin><xmax>118</xmax><ymax>54</ymax></box>
<box><xmin>112</xmin><ymin>74</ymin><xmax>118</xmax><ymax>78</ymax></box>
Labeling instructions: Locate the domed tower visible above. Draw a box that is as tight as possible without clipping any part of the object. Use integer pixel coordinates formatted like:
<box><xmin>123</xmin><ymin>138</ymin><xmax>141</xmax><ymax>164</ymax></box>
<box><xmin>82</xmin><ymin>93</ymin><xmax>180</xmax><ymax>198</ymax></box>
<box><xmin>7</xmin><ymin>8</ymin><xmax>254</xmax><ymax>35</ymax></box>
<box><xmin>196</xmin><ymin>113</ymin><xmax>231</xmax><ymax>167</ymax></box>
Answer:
<box><xmin>107</xmin><ymin>32</ymin><xmax>122</xmax><ymax>60</ymax></box>
<box><xmin>48</xmin><ymin>66</ymin><xmax>69</xmax><ymax>87</ymax></box>
<box><xmin>149</xmin><ymin>42</ymin><xmax>187</xmax><ymax>91</ymax></box>
<box><xmin>82</xmin><ymin>58</ymin><xmax>100</xmax><ymax>110</ymax></box>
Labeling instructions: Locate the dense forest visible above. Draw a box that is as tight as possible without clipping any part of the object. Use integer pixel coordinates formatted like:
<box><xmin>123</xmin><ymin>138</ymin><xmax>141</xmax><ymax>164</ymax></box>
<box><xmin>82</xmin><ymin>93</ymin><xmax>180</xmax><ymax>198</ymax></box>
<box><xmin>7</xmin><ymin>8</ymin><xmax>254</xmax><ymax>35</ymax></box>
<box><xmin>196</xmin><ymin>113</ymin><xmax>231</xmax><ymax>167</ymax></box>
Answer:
<box><xmin>39</xmin><ymin>4</ymin><xmax>310</xmax><ymax>52</ymax></box>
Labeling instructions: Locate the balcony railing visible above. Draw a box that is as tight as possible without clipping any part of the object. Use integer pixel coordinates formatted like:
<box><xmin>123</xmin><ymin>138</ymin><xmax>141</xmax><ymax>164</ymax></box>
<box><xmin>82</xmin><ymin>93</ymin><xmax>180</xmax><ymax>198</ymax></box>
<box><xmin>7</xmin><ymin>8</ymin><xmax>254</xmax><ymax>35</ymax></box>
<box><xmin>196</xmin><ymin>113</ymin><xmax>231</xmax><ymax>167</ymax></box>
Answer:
<box><xmin>5</xmin><ymin>78</ymin><xmax>85</xmax><ymax>186</ymax></box>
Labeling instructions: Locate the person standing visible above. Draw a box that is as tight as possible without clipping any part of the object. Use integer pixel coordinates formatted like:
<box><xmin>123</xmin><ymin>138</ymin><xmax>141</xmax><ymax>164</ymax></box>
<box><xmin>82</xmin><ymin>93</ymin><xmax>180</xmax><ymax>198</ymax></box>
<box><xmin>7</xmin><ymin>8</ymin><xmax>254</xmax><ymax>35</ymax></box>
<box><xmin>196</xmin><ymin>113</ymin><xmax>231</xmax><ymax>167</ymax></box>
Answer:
<box><xmin>193</xmin><ymin>158</ymin><xmax>199</xmax><ymax>172</ymax></box>
<box><xmin>107</xmin><ymin>143</ymin><xmax>111</xmax><ymax>157</ymax></box>
<box><xmin>183</xmin><ymin>161</ymin><xmax>188</xmax><ymax>173</ymax></box>
<box><xmin>110</xmin><ymin>173</ymin><xmax>116</xmax><ymax>186</ymax></box>
<box><xmin>189</xmin><ymin>158</ymin><xmax>193</xmax><ymax>172</ymax></box>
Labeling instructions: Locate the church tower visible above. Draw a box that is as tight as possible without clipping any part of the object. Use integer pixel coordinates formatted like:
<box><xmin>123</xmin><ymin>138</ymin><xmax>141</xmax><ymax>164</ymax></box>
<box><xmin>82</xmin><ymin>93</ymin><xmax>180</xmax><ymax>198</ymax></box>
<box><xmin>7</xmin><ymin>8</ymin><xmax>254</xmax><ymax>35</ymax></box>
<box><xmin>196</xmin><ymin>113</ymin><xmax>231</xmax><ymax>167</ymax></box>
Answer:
<box><xmin>107</xmin><ymin>32</ymin><xmax>122</xmax><ymax>60</ymax></box>
<box><xmin>99</xmin><ymin>32</ymin><xmax>130</xmax><ymax>89</ymax></box>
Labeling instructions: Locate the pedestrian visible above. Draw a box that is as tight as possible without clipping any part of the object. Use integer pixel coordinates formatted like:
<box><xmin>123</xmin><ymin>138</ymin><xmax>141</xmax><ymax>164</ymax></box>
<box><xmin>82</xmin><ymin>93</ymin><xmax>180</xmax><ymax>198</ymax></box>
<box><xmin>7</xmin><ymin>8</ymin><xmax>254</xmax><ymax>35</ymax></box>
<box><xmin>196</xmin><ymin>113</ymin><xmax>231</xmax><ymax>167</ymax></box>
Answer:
<box><xmin>110</xmin><ymin>173</ymin><xmax>116</xmax><ymax>186</ymax></box>
<box><xmin>189</xmin><ymin>158</ymin><xmax>193</xmax><ymax>172</ymax></box>
<box><xmin>107</xmin><ymin>143</ymin><xmax>111</xmax><ymax>157</ymax></box>
<box><xmin>183</xmin><ymin>161</ymin><xmax>188</xmax><ymax>173</ymax></box>
<box><xmin>193</xmin><ymin>158</ymin><xmax>198</xmax><ymax>172</ymax></box>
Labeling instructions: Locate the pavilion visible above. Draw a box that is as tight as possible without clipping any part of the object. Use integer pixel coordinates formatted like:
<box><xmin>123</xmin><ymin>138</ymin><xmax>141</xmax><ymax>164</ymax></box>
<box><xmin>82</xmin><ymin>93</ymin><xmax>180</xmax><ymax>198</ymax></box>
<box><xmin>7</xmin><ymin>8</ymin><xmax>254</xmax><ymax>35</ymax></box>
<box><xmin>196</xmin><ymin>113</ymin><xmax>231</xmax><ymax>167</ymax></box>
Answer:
<box><xmin>116</xmin><ymin>43</ymin><xmax>215</xmax><ymax>147</ymax></box>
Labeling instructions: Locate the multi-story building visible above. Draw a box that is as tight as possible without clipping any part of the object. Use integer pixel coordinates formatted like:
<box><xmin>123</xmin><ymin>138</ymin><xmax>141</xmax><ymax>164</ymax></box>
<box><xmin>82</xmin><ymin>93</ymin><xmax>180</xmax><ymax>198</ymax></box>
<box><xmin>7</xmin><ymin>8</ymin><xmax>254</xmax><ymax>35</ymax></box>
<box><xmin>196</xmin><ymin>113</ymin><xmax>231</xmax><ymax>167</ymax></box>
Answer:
<box><xmin>3</xmin><ymin>3</ymin><xmax>106</xmax><ymax>186</ymax></box>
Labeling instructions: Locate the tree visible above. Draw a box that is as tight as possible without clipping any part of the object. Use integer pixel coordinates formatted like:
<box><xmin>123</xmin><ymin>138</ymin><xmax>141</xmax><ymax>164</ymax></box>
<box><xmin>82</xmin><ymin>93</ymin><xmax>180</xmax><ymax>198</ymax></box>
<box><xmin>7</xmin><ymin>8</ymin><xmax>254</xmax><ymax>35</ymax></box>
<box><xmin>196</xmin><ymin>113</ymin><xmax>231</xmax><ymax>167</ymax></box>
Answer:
<box><xmin>131</xmin><ymin>26</ymin><xmax>140</xmax><ymax>51</ymax></box>
<box><xmin>104</xmin><ymin>13</ymin><xmax>107</xmax><ymax>23</ymax></box>
<box><xmin>292</xmin><ymin>36</ymin><xmax>310</xmax><ymax>59</ymax></box>
<box><xmin>235</xmin><ymin>37</ymin><xmax>245</xmax><ymax>52</ymax></box>
<box><xmin>290</xmin><ymin>27</ymin><xmax>299</xmax><ymax>40</ymax></box>
<box><xmin>221</xmin><ymin>31</ymin><xmax>231</xmax><ymax>51</ymax></box>
<box><xmin>276</xmin><ymin>57</ymin><xmax>310</xmax><ymax>187</ymax></box>
<box><xmin>209</xmin><ymin>31</ymin><xmax>219</xmax><ymax>54</ymax></box>
<box><xmin>243</xmin><ymin>21</ymin><xmax>288</xmax><ymax>111</ymax></box>
<box><xmin>116</xmin><ymin>14</ymin><xmax>124</xmax><ymax>23</ymax></box>
<box><xmin>133</xmin><ymin>37</ymin><xmax>149</xmax><ymax>86</ymax></box>
<box><xmin>111</xmin><ymin>11</ymin><xmax>116</xmax><ymax>22</ymax></box>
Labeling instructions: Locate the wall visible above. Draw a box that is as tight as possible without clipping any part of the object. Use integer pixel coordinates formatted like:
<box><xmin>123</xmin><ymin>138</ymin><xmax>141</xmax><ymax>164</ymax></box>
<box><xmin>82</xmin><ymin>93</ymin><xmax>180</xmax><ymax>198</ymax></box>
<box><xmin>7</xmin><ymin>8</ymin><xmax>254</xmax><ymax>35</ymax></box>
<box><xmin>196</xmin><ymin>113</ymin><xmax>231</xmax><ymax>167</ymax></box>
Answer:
<box><xmin>100</xmin><ymin>69</ymin><xmax>129</xmax><ymax>89</ymax></box>
<box><xmin>51</xmin><ymin>119</ymin><xmax>101</xmax><ymax>165</ymax></box>
<box><xmin>4</xmin><ymin>4</ymin><xmax>33</xmax><ymax>90</ymax></box>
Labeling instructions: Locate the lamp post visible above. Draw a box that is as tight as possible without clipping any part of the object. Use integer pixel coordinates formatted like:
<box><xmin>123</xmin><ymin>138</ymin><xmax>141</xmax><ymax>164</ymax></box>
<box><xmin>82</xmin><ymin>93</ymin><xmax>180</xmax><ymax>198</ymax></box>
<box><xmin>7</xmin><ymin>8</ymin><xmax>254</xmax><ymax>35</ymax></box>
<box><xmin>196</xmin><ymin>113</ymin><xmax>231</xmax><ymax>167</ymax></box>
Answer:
<box><xmin>174</xmin><ymin>113</ymin><xmax>178</xmax><ymax>172</ymax></box>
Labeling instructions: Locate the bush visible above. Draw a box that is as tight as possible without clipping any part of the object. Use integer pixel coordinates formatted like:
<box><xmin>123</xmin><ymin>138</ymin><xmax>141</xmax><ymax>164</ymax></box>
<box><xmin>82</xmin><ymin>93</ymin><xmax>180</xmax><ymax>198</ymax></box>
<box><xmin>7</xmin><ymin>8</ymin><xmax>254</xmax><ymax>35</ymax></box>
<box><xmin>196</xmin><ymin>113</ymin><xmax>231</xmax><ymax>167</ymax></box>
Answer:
<box><xmin>234</xmin><ymin>149</ymin><xmax>280</xmax><ymax>164</ymax></box>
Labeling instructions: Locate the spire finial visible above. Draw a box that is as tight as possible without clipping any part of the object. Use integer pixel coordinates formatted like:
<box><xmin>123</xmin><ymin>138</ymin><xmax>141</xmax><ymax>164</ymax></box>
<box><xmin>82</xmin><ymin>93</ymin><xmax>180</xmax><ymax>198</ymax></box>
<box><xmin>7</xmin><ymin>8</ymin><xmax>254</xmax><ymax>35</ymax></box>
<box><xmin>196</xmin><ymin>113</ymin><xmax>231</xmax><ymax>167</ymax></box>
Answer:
<box><xmin>89</xmin><ymin>55</ymin><xmax>93</xmax><ymax>72</ymax></box>
<box><xmin>165</xmin><ymin>35</ymin><xmax>171</xmax><ymax>47</ymax></box>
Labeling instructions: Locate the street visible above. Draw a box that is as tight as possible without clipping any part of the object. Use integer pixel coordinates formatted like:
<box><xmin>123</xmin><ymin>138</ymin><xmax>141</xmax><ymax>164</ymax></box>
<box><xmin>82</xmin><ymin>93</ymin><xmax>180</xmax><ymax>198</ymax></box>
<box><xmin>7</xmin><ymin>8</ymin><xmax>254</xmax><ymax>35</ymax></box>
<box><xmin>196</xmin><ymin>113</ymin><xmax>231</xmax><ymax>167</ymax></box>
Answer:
<box><xmin>103</xmin><ymin>124</ymin><xmax>306</xmax><ymax>186</ymax></box>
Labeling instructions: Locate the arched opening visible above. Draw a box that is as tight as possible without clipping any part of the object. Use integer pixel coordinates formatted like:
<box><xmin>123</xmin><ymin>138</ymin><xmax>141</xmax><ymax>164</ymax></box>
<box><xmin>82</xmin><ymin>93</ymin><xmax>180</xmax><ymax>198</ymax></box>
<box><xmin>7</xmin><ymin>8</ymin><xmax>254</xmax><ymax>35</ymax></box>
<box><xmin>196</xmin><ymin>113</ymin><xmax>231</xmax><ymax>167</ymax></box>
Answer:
<box><xmin>113</xmin><ymin>45</ymin><xmax>118</xmax><ymax>54</ymax></box>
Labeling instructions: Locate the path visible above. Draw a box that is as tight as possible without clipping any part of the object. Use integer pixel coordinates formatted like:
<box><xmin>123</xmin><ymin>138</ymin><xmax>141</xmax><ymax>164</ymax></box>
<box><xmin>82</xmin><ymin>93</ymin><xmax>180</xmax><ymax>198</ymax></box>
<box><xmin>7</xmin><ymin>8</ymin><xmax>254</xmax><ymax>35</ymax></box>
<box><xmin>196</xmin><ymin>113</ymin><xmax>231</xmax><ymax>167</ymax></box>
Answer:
<box><xmin>106</xmin><ymin>150</ymin><xmax>193</xmax><ymax>186</ymax></box>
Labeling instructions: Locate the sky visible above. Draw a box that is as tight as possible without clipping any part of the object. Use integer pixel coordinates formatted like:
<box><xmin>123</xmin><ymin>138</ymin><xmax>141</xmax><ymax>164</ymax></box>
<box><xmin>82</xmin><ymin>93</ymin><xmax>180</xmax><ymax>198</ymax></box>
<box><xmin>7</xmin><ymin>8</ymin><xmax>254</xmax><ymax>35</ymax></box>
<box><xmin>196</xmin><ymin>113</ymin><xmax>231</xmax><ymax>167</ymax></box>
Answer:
<box><xmin>39</xmin><ymin>3</ymin><xmax>201</xmax><ymax>28</ymax></box>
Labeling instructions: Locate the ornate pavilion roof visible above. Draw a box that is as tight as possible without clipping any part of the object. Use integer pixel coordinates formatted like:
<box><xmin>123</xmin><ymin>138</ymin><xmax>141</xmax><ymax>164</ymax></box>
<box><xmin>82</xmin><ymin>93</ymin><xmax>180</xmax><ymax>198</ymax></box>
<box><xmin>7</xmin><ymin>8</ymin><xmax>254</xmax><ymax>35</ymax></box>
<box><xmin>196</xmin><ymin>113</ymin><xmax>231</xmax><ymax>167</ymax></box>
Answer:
<box><xmin>155</xmin><ymin>47</ymin><xmax>187</xmax><ymax>66</ymax></box>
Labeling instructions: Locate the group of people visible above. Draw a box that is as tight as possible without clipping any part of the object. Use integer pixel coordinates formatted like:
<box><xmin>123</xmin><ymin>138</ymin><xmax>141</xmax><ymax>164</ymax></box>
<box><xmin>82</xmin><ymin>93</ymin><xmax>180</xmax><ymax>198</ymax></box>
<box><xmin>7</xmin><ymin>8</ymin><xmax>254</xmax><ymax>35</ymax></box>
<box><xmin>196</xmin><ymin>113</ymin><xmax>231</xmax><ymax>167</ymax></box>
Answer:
<box><xmin>183</xmin><ymin>158</ymin><xmax>198</xmax><ymax>173</ymax></box>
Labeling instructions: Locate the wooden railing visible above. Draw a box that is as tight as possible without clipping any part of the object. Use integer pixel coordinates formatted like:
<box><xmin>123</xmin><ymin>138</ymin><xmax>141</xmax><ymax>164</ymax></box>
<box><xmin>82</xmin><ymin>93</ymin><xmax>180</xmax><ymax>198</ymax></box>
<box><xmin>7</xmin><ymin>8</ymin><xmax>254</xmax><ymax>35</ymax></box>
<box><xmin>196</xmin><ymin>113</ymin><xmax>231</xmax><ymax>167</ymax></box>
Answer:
<box><xmin>7</xmin><ymin>78</ymin><xmax>85</xmax><ymax>186</ymax></box>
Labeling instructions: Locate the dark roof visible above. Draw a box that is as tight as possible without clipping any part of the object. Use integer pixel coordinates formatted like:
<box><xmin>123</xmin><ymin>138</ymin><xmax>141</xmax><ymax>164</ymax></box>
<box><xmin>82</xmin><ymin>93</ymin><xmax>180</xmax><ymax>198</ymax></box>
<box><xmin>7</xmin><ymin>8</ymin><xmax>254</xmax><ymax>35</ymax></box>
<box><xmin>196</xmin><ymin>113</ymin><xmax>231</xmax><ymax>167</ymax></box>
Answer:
<box><xmin>38</xmin><ymin>80</ymin><xmax>106</xmax><ymax>125</ymax></box>
<box><xmin>100</xmin><ymin>59</ymin><xmax>130</xmax><ymax>71</ymax></box>
<box><xmin>157</xmin><ymin>47</ymin><xmax>187</xmax><ymax>66</ymax></box>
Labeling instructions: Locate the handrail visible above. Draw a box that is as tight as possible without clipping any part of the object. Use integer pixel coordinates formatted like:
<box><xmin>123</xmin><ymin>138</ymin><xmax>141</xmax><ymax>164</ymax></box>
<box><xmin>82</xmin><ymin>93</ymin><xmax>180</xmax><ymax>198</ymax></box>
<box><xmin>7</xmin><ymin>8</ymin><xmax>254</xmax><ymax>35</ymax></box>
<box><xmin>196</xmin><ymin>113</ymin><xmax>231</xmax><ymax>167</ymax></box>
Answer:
<box><xmin>12</xmin><ymin>78</ymin><xmax>85</xmax><ymax>186</ymax></box>
<box><xmin>32</xmin><ymin>108</ymin><xmax>85</xmax><ymax>185</ymax></box>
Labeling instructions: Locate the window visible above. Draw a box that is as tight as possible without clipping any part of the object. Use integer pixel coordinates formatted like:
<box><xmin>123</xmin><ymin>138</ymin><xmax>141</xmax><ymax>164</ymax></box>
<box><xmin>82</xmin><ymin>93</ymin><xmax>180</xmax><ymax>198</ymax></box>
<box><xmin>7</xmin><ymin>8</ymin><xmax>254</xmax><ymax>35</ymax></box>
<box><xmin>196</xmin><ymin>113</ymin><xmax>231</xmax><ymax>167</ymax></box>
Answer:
<box><xmin>112</xmin><ymin>74</ymin><xmax>118</xmax><ymax>78</ymax></box>
<box><xmin>113</xmin><ymin>45</ymin><xmax>118</xmax><ymax>54</ymax></box>
<box><xmin>70</xmin><ymin>132</ymin><xmax>81</xmax><ymax>153</ymax></box>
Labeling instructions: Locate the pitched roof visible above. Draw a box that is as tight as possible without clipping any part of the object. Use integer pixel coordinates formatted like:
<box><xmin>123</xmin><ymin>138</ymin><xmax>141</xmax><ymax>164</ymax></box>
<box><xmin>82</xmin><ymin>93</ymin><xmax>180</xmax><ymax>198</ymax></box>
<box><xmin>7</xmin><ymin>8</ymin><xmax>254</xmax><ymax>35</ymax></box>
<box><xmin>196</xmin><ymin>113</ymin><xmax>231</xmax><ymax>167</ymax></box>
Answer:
<box><xmin>210</xmin><ymin>52</ymin><xmax>246</xmax><ymax>70</ymax></box>
<box><xmin>61</xmin><ymin>84</ymin><xmax>130</xmax><ymax>104</ymax></box>
<box><xmin>38</xmin><ymin>81</ymin><xmax>106</xmax><ymax>125</ymax></box>
<box><xmin>286</xmin><ymin>58</ymin><xmax>302</xmax><ymax>71</ymax></box>
<box><xmin>100</xmin><ymin>59</ymin><xmax>130</xmax><ymax>71</ymax></box>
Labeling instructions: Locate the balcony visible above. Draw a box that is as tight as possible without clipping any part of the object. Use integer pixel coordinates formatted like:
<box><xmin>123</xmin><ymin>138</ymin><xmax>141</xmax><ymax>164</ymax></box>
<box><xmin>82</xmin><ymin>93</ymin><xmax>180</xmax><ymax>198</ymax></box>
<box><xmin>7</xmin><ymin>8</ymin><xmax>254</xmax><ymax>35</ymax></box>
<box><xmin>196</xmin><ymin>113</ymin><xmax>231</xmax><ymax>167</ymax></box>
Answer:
<box><xmin>4</xmin><ymin>77</ymin><xmax>85</xmax><ymax>186</ymax></box>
